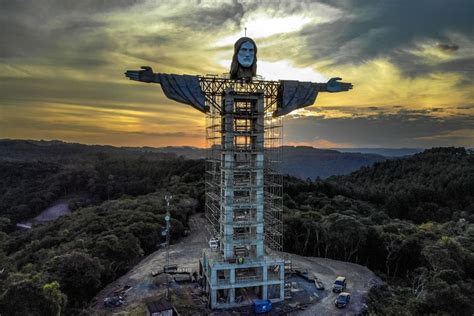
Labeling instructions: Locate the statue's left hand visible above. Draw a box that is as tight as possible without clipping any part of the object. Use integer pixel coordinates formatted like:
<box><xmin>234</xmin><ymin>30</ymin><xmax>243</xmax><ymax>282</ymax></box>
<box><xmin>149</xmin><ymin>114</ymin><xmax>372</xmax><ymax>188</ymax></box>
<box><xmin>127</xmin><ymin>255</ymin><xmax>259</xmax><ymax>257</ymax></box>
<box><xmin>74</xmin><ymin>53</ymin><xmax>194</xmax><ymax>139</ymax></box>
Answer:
<box><xmin>125</xmin><ymin>66</ymin><xmax>155</xmax><ymax>83</ymax></box>
<box><xmin>326</xmin><ymin>77</ymin><xmax>353</xmax><ymax>92</ymax></box>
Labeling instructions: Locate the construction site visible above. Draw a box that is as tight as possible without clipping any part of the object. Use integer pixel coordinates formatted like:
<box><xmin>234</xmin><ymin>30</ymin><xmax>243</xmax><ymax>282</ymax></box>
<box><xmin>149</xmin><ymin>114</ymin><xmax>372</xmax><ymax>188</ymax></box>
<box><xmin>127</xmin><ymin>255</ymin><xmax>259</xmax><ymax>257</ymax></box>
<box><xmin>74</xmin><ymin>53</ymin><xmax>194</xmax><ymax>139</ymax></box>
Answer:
<box><xmin>91</xmin><ymin>213</ymin><xmax>381</xmax><ymax>315</ymax></box>
<box><xmin>91</xmin><ymin>77</ymin><xmax>379</xmax><ymax>315</ymax></box>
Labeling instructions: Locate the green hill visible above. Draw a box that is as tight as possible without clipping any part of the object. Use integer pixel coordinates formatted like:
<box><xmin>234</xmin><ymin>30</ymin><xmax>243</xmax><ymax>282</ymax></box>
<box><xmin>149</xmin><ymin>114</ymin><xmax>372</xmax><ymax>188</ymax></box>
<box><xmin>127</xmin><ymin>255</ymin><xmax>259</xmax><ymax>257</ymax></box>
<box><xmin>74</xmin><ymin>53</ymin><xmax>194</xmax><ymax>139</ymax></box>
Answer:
<box><xmin>0</xmin><ymin>141</ymin><xmax>472</xmax><ymax>315</ymax></box>
<box><xmin>282</xmin><ymin>147</ymin><xmax>473</xmax><ymax>315</ymax></box>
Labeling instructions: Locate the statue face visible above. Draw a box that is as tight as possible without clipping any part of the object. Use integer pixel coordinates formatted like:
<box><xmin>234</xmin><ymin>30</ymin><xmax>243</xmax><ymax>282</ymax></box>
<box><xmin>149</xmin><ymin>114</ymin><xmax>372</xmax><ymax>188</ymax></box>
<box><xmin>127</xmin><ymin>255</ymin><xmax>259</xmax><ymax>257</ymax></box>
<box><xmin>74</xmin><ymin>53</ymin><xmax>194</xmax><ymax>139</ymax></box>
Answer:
<box><xmin>237</xmin><ymin>41</ymin><xmax>255</xmax><ymax>68</ymax></box>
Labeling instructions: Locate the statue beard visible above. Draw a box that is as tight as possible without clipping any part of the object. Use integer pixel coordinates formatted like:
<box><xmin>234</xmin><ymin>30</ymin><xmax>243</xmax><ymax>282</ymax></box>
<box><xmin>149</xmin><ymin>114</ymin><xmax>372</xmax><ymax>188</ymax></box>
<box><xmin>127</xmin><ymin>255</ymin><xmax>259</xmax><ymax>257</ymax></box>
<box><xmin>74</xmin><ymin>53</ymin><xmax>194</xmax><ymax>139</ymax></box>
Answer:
<box><xmin>233</xmin><ymin>66</ymin><xmax>254</xmax><ymax>80</ymax></box>
<box><xmin>230</xmin><ymin>58</ymin><xmax>257</xmax><ymax>80</ymax></box>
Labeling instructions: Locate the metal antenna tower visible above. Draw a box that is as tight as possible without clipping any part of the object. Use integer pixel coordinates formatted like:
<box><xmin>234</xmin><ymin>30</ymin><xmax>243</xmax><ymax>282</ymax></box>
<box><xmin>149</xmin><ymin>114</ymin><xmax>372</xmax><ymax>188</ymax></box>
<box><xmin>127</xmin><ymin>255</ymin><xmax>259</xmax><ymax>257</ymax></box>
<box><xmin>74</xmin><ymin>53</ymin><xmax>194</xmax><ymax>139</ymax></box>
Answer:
<box><xmin>164</xmin><ymin>193</ymin><xmax>172</xmax><ymax>300</ymax></box>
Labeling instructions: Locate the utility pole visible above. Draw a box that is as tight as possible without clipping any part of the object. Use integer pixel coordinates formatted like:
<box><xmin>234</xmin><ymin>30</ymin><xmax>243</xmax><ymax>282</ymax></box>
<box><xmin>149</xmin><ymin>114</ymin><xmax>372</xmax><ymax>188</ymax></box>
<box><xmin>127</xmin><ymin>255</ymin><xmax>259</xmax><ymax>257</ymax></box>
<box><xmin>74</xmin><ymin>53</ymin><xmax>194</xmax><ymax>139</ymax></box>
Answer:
<box><xmin>165</xmin><ymin>193</ymin><xmax>172</xmax><ymax>300</ymax></box>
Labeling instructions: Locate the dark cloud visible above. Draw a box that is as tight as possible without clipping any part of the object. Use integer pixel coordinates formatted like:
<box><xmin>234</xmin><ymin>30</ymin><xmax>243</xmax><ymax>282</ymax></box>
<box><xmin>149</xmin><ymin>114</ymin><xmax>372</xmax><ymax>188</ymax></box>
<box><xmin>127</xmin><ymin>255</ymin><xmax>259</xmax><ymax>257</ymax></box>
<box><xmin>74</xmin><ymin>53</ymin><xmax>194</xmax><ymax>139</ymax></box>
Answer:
<box><xmin>0</xmin><ymin>76</ymin><xmax>205</xmax><ymax>122</ymax></box>
<box><xmin>306</xmin><ymin>106</ymin><xmax>455</xmax><ymax>119</ymax></box>
<box><xmin>283</xmin><ymin>109</ymin><xmax>474</xmax><ymax>147</ymax></box>
<box><xmin>436</xmin><ymin>43</ymin><xmax>460</xmax><ymax>52</ymax></box>
<box><xmin>127</xmin><ymin>131</ymin><xmax>202</xmax><ymax>138</ymax></box>
<box><xmin>0</xmin><ymin>0</ymin><xmax>145</xmax><ymax>16</ymax></box>
<box><xmin>298</xmin><ymin>0</ymin><xmax>474</xmax><ymax>77</ymax></box>
<box><xmin>391</xmin><ymin>51</ymin><xmax>474</xmax><ymax>82</ymax></box>
<box><xmin>457</xmin><ymin>105</ymin><xmax>474</xmax><ymax>110</ymax></box>
<box><xmin>0</xmin><ymin>0</ymin><xmax>141</xmax><ymax>62</ymax></box>
<box><xmin>166</xmin><ymin>0</ymin><xmax>245</xmax><ymax>31</ymax></box>
<box><xmin>1</xmin><ymin>117</ymin><xmax>200</xmax><ymax>139</ymax></box>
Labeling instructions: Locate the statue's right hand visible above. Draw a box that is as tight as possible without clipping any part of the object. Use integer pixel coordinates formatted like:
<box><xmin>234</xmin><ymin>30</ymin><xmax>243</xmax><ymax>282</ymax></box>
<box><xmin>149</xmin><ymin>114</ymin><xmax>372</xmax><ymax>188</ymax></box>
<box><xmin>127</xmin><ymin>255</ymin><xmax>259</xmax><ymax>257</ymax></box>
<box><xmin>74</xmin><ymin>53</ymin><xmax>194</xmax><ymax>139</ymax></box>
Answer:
<box><xmin>125</xmin><ymin>66</ymin><xmax>155</xmax><ymax>82</ymax></box>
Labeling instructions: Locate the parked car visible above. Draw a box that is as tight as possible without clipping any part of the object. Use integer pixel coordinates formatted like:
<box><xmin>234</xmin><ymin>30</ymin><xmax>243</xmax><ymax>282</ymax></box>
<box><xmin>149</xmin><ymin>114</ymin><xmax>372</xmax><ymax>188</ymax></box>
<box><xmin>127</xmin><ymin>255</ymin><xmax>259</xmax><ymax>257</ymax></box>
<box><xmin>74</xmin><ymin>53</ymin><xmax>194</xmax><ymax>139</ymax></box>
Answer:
<box><xmin>335</xmin><ymin>292</ymin><xmax>351</xmax><ymax>308</ymax></box>
<box><xmin>332</xmin><ymin>276</ymin><xmax>346</xmax><ymax>293</ymax></box>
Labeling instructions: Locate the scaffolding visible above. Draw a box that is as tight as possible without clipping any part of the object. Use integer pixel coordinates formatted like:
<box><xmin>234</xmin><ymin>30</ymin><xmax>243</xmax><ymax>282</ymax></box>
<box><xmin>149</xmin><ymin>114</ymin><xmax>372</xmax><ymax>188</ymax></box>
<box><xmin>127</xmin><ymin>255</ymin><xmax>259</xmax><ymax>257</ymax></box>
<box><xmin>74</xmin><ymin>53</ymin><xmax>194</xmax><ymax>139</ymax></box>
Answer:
<box><xmin>264</xmin><ymin>107</ymin><xmax>283</xmax><ymax>252</ymax></box>
<box><xmin>203</xmin><ymin>77</ymin><xmax>283</xmax><ymax>253</ymax></box>
<box><xmin>201</xmin><ymin>76</ymin><xmax>285</xmax><ymax>309</ymax></box>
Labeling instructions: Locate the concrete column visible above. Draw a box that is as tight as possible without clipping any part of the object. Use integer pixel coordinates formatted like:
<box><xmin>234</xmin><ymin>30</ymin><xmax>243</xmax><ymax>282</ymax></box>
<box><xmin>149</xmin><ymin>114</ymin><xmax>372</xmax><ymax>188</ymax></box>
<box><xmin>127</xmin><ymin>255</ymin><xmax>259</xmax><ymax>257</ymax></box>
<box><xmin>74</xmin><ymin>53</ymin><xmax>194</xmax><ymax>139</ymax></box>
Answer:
<box><xmin>255</xmin><ymin>159</ymin><xmax>264</xmax><ymax>256</ymax></box>
<box><xmin>230</xmin><ymin>288</ymin><xmax>235</xmax><ymax>304</ymax></box>
<box><xmin>254</xmin><ymin>94</ymin><xmax>265</xmax><ymax>258</ymax></box>
<box><xmin>211</xmin><ymin>289</ymin><xmax>217</xmax><ymax>308</ymax></box>
<box><xmin>222</xmin><ymin>92</ymin><xmax>235</xmax><ymax>260</ymax></box>
<box><xmin>230</xmin><ymin>268</ymin><xmax>235</xmax><ymax>284</ymax></box>
<box><xmin>262</xmin><ymin>264</ymin><xmax>268</xmax><ymax>299</ymax></box>
<box><xmin>210</xmin><ymin>267</ymin><xmax>218</xmax><ymax>307</ymax></box>
<box><xmin>230</xmin><ymin>267</ymin><xmax>236</xmax><ymax>303</ymax></box>
<box><xmin>279</xmin><ymin>262</ymin><xmax>285</xmax><ymax>300</ymax></box>
<box><xmin>211</xmin><ymin>266</ymin><xmax>217</xmax><ymax>286</ymax></box>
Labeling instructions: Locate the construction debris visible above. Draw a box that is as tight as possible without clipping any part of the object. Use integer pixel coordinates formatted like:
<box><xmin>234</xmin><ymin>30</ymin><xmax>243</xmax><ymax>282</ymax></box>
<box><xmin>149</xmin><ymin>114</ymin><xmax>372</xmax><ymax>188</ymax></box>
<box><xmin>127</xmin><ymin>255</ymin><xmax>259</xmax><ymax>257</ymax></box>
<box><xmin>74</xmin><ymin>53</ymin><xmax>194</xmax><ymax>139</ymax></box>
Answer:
<box><xmin>103</xmin><ymin>296</ymin><xmax>124</xmax><ymax>307</ymax></box>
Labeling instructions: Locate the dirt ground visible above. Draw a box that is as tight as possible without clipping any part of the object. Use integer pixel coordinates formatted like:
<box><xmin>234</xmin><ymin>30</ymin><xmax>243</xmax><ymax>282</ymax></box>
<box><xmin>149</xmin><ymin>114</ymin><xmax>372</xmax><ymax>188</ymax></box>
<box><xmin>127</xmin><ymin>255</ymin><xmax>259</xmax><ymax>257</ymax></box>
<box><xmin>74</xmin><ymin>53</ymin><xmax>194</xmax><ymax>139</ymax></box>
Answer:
<box><xmin>91</xmin><ymin>213</ymin><xmax>381</xmax><ymax>315</ymax></box>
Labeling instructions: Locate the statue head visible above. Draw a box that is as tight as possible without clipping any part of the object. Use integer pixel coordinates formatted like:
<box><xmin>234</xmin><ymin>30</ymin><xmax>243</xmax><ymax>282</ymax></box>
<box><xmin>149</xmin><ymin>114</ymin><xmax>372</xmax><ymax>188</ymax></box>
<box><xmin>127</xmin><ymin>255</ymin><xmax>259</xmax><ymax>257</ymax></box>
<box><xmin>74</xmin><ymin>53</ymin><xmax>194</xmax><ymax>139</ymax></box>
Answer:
<box><xmin>230</xmin><ymin>37</ymin><xmax>257</xmax><ymax>80</ymax></box>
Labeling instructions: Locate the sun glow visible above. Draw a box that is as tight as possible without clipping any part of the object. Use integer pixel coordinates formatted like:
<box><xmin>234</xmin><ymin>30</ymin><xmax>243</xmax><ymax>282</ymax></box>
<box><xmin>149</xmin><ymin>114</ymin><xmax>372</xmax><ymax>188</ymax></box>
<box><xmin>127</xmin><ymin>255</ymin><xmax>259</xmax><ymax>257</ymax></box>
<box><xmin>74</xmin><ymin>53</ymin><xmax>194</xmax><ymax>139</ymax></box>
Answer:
<box><xmin>216</xmin><ymin>15</ymin><xmax>311</xmax><ymax>46</ymax></box>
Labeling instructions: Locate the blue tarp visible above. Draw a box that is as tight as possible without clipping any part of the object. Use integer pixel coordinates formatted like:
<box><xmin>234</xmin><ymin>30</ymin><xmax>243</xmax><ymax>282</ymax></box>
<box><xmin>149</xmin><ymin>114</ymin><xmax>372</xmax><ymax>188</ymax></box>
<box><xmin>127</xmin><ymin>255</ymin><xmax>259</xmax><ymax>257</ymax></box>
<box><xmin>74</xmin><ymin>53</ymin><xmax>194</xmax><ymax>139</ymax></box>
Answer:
<box><xmin>253</xmin><ymin>299</ymin><xmax>272</xmax><ymax>313</ymax></box>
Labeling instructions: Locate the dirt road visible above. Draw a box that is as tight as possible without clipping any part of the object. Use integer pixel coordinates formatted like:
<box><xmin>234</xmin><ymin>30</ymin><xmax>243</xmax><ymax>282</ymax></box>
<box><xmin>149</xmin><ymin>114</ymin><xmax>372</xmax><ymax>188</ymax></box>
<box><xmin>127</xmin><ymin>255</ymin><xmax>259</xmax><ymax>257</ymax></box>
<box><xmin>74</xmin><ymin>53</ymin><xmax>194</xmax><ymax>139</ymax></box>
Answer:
<box><xmin>92</xmin><ymin>213</ymin><xmax>381</xmax><ymax>315</ymax></box>
<box><xmin>287</xmin><ymin>255</ymin><xmax>380</xmax><ymax>315</ymax></box>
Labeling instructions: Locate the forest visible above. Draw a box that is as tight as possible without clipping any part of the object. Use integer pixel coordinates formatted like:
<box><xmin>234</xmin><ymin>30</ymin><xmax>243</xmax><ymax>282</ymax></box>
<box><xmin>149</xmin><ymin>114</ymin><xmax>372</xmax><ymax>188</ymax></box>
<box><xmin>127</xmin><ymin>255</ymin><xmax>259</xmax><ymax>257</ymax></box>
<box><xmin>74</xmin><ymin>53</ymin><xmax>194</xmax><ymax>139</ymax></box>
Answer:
<box><xmin>0</xmin><ymin>141</ymin><xmax>473</xmax><ymax>315</ymax></box>
<box><xmin>283</xmin><ymin>147</ymin><xmax>474</xmax><ymax>315</ymax></box>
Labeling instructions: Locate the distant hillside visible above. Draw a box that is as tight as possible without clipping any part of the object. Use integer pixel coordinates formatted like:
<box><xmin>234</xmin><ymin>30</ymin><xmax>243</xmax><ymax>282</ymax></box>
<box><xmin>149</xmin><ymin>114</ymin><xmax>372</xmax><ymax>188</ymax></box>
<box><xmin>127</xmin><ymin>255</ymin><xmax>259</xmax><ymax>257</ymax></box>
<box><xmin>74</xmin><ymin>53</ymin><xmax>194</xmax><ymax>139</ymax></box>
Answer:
<box><xmin>134</xmin><ymin>146</ymin><xmax>207</xmax><ymax>159</ymax></box>
<box><xmin>0</xmin><ymin>139</ymin><xmax>177</xmax><ymax>162</ymax></box>
<box><xmin>280</xmin><ymin>146</ymin><xmax>385</xmax><ymax>179</ymax></box>
<box><xmin>143</xmin><ymin>145</ymin><xmax>386</xmax><ymax>179</ymax></box>
<box><xmin>0</xmin><ymin>140</ymin><xmax>385</xmax><ymax>179</ymax></box>
<box><xmin>328</xmin><ymin>147</ymin><xmax>474</xmax><ymax>223</ymax></box>
<box><xmin>334</xmin><ymin>147</ymin><xmax>423</xmax><ymax>157</ymax></box>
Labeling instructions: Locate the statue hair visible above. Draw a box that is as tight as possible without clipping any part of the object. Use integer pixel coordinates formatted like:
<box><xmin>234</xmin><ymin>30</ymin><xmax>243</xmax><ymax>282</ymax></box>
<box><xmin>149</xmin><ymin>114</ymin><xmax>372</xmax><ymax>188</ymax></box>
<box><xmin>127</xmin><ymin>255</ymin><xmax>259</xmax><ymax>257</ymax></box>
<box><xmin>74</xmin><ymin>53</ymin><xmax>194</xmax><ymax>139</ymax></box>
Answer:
<box><xmin>230</xmin><ymin>37</ymin><xmax>257</xmax><ymax>80</ymax></box>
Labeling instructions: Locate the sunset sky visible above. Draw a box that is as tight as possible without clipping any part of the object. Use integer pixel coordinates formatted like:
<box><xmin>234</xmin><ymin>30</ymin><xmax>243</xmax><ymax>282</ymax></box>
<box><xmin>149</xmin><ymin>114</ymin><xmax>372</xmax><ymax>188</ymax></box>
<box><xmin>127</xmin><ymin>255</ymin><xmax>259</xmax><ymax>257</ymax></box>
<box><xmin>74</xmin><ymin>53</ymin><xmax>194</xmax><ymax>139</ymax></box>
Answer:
<box><xmin>1</xmin><ymin>0</ymin><xmax>473</xmax><ymax>148</ymax></box>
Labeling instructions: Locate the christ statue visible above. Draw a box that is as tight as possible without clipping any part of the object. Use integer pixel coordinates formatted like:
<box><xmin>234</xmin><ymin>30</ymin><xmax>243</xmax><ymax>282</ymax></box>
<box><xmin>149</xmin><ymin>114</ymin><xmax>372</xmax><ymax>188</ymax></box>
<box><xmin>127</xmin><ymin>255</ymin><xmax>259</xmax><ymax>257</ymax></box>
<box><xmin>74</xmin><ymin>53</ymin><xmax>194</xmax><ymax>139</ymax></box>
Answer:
<box><xmin>125</xmin><ymin>37</ymin><xmax>352</xmax><ymax>117</ymax></box>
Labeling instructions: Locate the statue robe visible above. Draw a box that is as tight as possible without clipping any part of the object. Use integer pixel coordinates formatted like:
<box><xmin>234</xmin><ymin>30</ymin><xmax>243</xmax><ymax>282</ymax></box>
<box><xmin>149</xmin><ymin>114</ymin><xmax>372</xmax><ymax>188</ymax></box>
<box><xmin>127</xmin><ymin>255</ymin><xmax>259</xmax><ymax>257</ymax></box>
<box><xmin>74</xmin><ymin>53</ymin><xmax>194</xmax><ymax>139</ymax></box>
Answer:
<box><xmin>156</xmin><ymin>74</ymin><xmax>321</xmax><ymax>117</ymax></box>
<box><xmin>157</xmin><ymin>74</ymin><xmax>207</xmax><ymax>113</ymax></box>
<box><xmin>274</xmin><ymin>80</ymin><xmax>320</xmax><ymax>117</ymax></box>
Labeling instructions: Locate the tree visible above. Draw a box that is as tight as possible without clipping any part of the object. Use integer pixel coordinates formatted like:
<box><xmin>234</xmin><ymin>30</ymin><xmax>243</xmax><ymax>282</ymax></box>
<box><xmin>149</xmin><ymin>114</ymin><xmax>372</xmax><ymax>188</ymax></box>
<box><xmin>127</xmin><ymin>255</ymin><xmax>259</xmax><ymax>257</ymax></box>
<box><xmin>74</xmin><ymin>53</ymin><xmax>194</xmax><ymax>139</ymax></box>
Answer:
<box><xmin>42</xmin><ymin>281</ymin><xmax>67</xmax><ymax>316</ymax></box>
<box><xmin>322</xmin><ymin>213</ymin><xmax>368</xmax><ymax>262</ymax></box>
<box><xmin>48</xmin><ymin>251</ymin><xmax>104</xmax><ymax>306</ymax></box>
<box><xmin>382</xmin><ymin>232</ymin><xmax>406</xmax><ymax>277</ymax></box>
<box><xmin>0</xmin><ymin>273</ymin><xmax>66</xmax><ymax>316</ymax></box>
<box><xmin>422</xmin><ymin>237</ymin><xmax>464</xmax><ymax>274</ymax></box>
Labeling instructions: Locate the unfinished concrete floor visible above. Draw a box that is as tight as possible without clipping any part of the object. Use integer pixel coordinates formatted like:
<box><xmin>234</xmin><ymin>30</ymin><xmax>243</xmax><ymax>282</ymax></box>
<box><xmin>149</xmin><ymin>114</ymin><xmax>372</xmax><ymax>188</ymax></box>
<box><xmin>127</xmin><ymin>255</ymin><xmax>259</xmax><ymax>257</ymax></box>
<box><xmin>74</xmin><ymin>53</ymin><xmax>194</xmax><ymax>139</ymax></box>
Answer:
<box><xmin>91</xmin><ymin>213</ymin><xmax>381</xmax><ymax>315</ymax></box>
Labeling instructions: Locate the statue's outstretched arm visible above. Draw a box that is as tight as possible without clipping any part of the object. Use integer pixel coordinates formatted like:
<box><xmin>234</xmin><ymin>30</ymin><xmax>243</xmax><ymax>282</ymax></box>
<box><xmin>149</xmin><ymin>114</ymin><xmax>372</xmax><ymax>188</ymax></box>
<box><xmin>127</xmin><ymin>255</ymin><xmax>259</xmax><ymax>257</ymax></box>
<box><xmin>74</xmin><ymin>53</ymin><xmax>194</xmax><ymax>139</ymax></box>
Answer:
<box><xmin>124</xmin><ymin>66</ymin><xmax>207</xmax><ymax>113</ymax></box>
<box><xmin>125</xmin><ymin>66</ymin><xmax>161</xmax><ymax>83</ymax></box>
<box><xmin>274</xmin><ymin>77</ymin><xmax>353</xmax><ymax>117</ymax></box>
<box><xmin>318</xmin><ymin>77</ymin><xmax>353</xmax><ymax>93</ymax></box>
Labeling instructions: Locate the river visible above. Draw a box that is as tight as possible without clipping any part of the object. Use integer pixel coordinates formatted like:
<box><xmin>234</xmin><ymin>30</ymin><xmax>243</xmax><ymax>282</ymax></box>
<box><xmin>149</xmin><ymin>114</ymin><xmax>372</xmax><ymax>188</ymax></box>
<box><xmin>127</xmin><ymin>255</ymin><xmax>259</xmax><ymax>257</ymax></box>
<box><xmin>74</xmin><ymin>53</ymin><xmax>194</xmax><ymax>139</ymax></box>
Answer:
<box><xmin>16</xmin><ymin>199</ymin><xmax>71</xmax><ymax>229</ymax></box>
